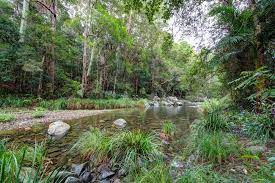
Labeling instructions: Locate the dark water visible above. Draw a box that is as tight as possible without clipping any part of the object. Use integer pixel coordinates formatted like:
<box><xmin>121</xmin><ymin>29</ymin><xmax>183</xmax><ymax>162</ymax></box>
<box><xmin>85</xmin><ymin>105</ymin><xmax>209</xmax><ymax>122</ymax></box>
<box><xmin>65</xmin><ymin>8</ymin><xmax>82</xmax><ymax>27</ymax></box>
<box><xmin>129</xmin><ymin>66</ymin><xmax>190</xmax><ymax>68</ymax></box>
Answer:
<box><xmin>1</xmin><ymin>105</ymin><xmax>200</xmax><ymax>166</ymax></box>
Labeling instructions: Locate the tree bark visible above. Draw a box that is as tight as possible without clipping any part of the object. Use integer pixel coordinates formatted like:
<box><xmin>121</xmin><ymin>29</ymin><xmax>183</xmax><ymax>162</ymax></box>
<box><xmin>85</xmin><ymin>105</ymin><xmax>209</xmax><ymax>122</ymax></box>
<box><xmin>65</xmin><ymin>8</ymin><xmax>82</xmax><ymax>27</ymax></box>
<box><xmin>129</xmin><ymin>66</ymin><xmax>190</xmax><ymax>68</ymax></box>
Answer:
<box><xmin>19</xmin><ymin>0</ymin><xmax>30</xmax><ymax>42</ymax></box>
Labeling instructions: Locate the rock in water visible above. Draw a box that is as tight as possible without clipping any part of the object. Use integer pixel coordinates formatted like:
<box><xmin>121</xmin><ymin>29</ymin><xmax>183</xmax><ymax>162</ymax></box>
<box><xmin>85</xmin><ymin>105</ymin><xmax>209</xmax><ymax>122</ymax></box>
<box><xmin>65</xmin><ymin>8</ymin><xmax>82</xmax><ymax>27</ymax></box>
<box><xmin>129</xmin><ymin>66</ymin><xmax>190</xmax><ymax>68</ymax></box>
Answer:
<box><xmin>47</xmin><ymin>121</ymin><xmax>70</xmax><ymax>139</ymax></box>
<box><xmin>71</xmin><ymin>162</ymin><xmax>90</xmax><ymax>177</ymax></box>
<box><xmin>113</xmin><ymin>119</ymin><xmax>127</xmax><ymax>128</ymax></box>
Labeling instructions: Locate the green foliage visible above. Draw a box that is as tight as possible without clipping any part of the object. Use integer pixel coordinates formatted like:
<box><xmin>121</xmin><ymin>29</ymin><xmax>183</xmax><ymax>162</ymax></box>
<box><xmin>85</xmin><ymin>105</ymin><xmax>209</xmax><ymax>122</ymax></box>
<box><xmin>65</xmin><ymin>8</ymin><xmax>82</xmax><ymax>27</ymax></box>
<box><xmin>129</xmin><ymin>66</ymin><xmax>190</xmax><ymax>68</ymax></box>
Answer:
<box><xmin>0</xmin><ymin>97</ymin><xmax>33</xmax><ymax>108</ymax></box>
<box><xmin>201</xmin><ymin>97</ymin><xmax>231</xmax><ymax>132</ymax></box>
<box><xmin>0</xmin><ymin>113</ymin><xmax>16</xmax><ymax>123</ymax></box>
<box><xmin>74</xmin><ymin>128</ymin><xmax>161</xmax><ymax>174</ymax></box>
<box><xmin>177</xmin><ymin>165</ymin><xmax>231</xmax><ymax>183</ymax></box>
<box><xmin>250</xmin><ymin>157</ymin><xmax>275</xmax><ymax>183</ymax></box>
<box><xmin>196</xmin><ymin>132</ymin><xmax>239</xmax><ymax>163</ymax></box>
<box><xmin>0</xmin><ymin>140</ymin><xmax>58</xmax><ymax>182</ymax></box>
<box><xmin>242</xmin><ymin>112</ymin><xmax>274</xmax><ymax>142</ymax></box>
<box><xmin>133</xmin><ymin>162</ymin><xmax>172</xmax><ymax>183</ymax></box>
<box><xmin>162</xmin><ymin>120</ymin><xmax>176</xmax><ymax>135</ymax></box>
<box><xmin>110</xmin><ymin>130</ymin><xmax>161</xmax><ymax>172</ymax></box>
<box><xmin>32</xmin><ymin>111</ymin><xmax>45</xmax><ymax>119</ymax></box>
<box><xmin>38</xmin><ymin>98</ymin><xmax>145</xmax><ymax>110</ymax></box>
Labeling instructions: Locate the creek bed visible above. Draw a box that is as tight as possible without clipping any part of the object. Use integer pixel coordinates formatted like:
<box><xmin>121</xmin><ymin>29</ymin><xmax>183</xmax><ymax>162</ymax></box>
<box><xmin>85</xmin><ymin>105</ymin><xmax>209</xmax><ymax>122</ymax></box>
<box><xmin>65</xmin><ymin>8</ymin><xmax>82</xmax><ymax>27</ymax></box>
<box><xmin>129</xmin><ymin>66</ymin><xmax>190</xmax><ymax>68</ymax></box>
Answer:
<box><xmin>0</xmin><ymin>104</ymin><xmax>200</xmax><ymax>168</ymax></box>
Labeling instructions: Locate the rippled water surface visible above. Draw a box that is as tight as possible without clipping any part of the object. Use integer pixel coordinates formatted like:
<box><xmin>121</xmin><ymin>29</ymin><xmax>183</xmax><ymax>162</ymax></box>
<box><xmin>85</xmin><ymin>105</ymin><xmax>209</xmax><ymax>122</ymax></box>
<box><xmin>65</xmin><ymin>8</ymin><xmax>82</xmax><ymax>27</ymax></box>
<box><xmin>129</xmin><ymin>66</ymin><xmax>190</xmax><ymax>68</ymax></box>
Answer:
<box><xmin>2</xmin><ymin>105</ymin><xmax>200</xmax><ymax>166</ymax></box>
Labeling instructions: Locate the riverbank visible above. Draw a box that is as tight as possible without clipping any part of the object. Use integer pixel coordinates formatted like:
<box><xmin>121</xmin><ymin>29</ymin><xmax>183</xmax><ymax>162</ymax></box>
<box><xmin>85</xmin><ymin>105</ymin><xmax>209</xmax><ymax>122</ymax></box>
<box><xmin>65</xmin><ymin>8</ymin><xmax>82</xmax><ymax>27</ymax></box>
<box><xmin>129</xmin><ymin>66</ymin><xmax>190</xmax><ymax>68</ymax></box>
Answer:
<box><xmin>0</xmin><ymin>109</ymin><xmax>115</xmax><ymax>131</ymax></box>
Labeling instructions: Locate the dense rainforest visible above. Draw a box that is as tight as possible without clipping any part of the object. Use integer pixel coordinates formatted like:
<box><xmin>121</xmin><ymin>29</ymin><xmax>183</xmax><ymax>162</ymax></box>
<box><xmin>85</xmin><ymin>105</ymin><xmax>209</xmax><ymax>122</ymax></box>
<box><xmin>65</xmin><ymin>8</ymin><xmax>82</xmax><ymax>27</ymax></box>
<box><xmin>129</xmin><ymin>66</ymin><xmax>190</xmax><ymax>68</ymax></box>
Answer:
<box><xmin>0</xmin><ymin>0</ymin><xmax>274</xmax><ymax>182</ymax></box>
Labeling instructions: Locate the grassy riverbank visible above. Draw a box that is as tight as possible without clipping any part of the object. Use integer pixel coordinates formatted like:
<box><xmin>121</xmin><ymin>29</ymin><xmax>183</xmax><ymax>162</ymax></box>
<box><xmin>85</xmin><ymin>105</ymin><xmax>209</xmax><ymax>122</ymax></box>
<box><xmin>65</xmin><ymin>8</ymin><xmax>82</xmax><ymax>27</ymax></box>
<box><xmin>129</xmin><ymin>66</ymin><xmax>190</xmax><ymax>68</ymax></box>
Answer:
<box><xmin>1</xmin><ymin>97</ymin><xmax>274</xmax><ymax>182</ymax></box>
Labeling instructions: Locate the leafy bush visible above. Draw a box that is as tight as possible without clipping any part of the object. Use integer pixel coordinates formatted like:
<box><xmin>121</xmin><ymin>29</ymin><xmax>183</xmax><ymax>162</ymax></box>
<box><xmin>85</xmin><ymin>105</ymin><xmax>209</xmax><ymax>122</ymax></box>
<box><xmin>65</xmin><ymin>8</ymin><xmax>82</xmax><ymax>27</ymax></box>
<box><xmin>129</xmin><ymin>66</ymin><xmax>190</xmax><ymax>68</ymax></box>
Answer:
<box><xmin>243</xmin><ymin>113</ymin><xmax>274</xmax><ymax>142</ymax></box>
<box><xmin>162</xmin><ymin>120</ymin><xmax>176</xmax><ymax>135</ymax></box>
<box><xmin>0</xmin><ymin>113</ymin><xmax>16</xmax><ymax>122</ymax></box>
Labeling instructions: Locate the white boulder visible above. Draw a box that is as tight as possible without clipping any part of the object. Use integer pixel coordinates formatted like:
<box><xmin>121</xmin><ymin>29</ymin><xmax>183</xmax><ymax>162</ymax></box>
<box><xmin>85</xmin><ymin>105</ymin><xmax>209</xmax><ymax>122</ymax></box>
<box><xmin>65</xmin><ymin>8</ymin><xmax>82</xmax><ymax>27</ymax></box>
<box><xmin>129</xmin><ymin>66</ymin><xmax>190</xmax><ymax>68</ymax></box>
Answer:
<box><xmin>48</xmin><ymin>121</ymin><xmax>70</xmax><ymax>139</ymax></box>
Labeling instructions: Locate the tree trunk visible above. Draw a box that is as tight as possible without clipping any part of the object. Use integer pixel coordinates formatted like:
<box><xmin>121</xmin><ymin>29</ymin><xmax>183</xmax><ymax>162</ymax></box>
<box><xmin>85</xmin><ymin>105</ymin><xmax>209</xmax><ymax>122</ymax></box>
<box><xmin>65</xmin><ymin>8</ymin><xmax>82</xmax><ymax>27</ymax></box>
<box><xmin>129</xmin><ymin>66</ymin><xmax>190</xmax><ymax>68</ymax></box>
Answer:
<box><xmin>81</xmin><ymin>23</ymin><xmax>90</xmax><ymax>97</ymax></box>
<box><xmin>251</xmin><ymin>0</ymin><xmax>265</xmax><ymax>113</ymax></box>
<box><xmin>19</xmin><ymin>0</ymin><xmax>30</xmax><ymax>42</ymax></box>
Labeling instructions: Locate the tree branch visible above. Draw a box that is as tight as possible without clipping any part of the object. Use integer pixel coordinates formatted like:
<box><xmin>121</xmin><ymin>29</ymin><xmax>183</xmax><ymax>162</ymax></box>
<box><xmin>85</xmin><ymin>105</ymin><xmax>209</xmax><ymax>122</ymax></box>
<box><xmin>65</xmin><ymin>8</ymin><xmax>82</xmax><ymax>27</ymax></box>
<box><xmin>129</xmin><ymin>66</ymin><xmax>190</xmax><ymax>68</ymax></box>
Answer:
<box><xmin>33</xmin><ymin>0</ymin><xmax>56</xmax><ymax>16</ymax></box>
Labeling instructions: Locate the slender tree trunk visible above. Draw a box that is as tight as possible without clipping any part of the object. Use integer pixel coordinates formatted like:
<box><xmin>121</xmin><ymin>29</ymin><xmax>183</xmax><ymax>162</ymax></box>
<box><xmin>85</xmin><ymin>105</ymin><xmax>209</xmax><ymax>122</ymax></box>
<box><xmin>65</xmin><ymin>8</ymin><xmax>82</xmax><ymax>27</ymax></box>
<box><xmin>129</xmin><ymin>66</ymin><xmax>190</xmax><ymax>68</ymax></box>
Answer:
<box><xmin>19</xmin><ymin>0</ymin><xmax>30</xmax><ymax>42</ymax></box>
<box><xmin>251</xmin><ymin>0</ymin><xmax>265</xmax><ymax>113</ymax></box>
<box><xmin>37</xmin><ymin>56</ymin><xmax>45</xmax><ymax>98</ymax></box>
<box><xmin>81</xmin><ymin>23</ymin><xmax>90</xmax><ymax>97</ymax></box>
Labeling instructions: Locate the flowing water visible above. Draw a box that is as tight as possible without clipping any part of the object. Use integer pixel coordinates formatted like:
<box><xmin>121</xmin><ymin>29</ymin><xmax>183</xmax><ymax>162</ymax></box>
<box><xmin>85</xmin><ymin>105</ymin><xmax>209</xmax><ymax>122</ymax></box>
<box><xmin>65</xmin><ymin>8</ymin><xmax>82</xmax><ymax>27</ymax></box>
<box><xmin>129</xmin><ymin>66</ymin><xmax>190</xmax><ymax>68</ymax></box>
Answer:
<box><xmin>1</xmin><ymin>104</ymin><xmax>200</xmax><ymax>167</ymax></box>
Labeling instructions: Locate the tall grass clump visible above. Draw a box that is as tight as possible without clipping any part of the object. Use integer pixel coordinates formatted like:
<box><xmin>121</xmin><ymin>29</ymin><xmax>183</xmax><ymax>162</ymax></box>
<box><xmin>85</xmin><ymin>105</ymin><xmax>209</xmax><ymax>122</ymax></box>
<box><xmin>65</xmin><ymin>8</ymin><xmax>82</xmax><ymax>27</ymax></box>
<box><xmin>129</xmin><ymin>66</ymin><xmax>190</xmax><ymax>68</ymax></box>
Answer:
<box><xmin>242</xmin><ymin>112</ymin><xmax>274</xmax><ymax>142</ymax></box>
<box><xmin>74</xmin><ymin>128</ymin><xmax>161</xmax><ymax>174</ymax></box>
<box><xmin>73</xmin><ymin>128</ymin><xmax>110</xmax><ymax>164</ymax></box>
<box><xmin>0</xmin><ymin>113</ymin><xmax>16</xmax><ymax>123</ymax></box>
<box><xmin>133</xmin><ymin>163</ymin><xmax>172</xmax><ymax>183</ymax></box>
<box><xmin>0</xmin><ymin>140</ymin><xmax>60</xmax><ymax>183</ymax></box>
<box><xmin>162</xmin><ymin>120</ymin><xmax>176</xmax><ymax>135</ymax></box>
<box><xmin>177</xmin><ymin>165</ymin><xmax>231</xmax><ymax>183</ymax></box>
<box><xmin>110</xmin><ymin>130</ymin><xmax>161</xmax><ymax>172</ymax></box>
<box><xmin>195</xmin><ymin>132</ymin><xmax>239</xmax><ymax>163</ymax></box>
<box><xmin>200</xmin><ymin>97</ymin><xmax>231</xmax><ymax>132</ymax></box>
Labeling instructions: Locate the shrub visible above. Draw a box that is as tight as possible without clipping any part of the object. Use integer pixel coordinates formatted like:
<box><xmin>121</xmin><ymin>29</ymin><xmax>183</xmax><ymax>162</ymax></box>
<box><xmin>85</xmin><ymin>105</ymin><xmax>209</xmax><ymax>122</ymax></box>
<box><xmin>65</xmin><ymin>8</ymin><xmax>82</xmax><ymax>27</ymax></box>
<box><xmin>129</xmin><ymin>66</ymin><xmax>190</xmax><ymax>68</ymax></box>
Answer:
<box><xmin>243</xmin><ymin>113</ymin><xmax>274</xmax><ymax>142</ymax></box>
<box><xmin>0</xmin><ymin>113</ymin><xmax>16</xmax><ymax>123</ymax></box>
<box><xmin>162</xmin><ymin>120</ymin><xmax>176</xmax><ymax>135</ymax></box>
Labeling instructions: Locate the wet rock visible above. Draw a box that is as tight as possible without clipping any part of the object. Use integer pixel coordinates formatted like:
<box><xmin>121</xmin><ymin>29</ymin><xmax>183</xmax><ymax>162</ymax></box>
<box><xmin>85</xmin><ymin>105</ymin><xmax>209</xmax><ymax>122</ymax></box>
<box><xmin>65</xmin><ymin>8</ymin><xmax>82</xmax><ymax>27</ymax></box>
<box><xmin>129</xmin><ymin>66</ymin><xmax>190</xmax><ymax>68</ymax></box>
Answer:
<box><xmin>48</xmin><ymin>121</ymin><xmax>70</xmax><ymax>139</ymax></box>
<box><xmin>167</xmin><ymin>96</ymin><xmax>178</xmax><ymax>103</ymax></box>
<box><xmin>71</xmin><ymin>162</ymin><xmax>90</xmax><ymax>176</ymax></box>
<box><xmin>153</xmin><ymin>96</ymin><xmax>160</xmax><ymax>101</ymax></box>
<box><xmin>171</xmin><ymin>160</ymin><xmax>184</xmax><ymax>168</ymax></box>
<box><xmin>117</xmin><ymin>168</ymin><xmax>126</xmax><ymax>177</ymax></box>
<box><xmin>113</xmin><ymin>119</ymin><xmax>127</xmax><ymax>128</ymax></box>
<box><xmin>80</xmin><ymin>172</ymin><xmax>94</xmax><ymax>183</ymax></box>
<box><xmin>64</xmin><ymin>177</ymin><xmax>82</xmax><ymax>183</ymax></box>
<box><xmin>99</xmin><ymin>169</ymin><xmax>115</xmax><ymax>180</ymax></box>
<box><xmin>247</xmin><ymin>145</ymin><xmax>267</xmax><ymax>155</ymax></box>
<box><xmin>175</xmin><ymin>101</ymin><xmax>183</xmax><ymax>106</ymax></box>
<box><xmin>71</xmin><ymin>162</ymin><xmax>93</xmax><ymax>183</ymax></box>
<box><xmin>52</xmin><ymin>171</ymin><xmax>78</xmax><ymax>182</ymax></box>
<box><xmin>114</xmin><ymin>178</ymin><xmax>121</xmax><ymax>183</ymax></box>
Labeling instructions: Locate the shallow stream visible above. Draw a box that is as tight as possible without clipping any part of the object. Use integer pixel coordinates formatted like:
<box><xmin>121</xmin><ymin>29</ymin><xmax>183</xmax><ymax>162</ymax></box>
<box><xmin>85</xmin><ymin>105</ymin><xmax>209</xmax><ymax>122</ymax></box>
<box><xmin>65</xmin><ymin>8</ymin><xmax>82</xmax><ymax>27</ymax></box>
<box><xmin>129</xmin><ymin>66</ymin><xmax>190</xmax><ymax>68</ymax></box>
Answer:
<box><xmin>1</xmin><ymin>104</ymin><xmax>200</xmax><ymax>167</ymax></box>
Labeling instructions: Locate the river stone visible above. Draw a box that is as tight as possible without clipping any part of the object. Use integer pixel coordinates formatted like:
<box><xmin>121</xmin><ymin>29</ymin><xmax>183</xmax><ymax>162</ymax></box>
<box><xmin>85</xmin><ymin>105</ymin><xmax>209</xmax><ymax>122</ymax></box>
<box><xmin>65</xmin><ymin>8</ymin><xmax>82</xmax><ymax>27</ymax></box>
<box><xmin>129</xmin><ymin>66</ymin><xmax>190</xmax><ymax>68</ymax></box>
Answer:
<box><xmin>64</xmin><ymin>177</ymin><xmax>82</xmax><ymax>183</ymax></box>
<box><xmin>71</xmin><ymin>162</ymin><xmax>90</xmax><ymax>176</ymax></box>
<box><xmin>113</xmin><ymin>119</ymin><xmax>127</xmax><ymax>128</ymax></box>
<box><xmin>247</xmin><ymin>145</ymin><xmax>267</xmax><ymax>155</ymax></box>
<box><xmin>99</xmin><ymin>169</ymin><xmax>115</xmax><ymax>180</ymax></box>
<box><xmin>48</xmin><ymin>121</ymin><xmax>70</xmax><ymax>139</ymax></box>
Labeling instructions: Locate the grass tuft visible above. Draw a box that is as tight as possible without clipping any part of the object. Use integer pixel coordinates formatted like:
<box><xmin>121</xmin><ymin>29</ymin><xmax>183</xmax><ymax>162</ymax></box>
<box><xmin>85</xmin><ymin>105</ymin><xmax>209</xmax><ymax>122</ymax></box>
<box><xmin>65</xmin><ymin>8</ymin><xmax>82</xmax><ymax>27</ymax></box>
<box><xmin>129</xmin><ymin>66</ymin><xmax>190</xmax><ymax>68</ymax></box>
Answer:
<box><xmin>162</xmin><ymin>120</ymin><xmax>176</xmax><ymax>135</ymax></box>
<box><xmin>0</xmin><ymin>113</ymin><xmax>16</xmax><ymax>123</ymax></box>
